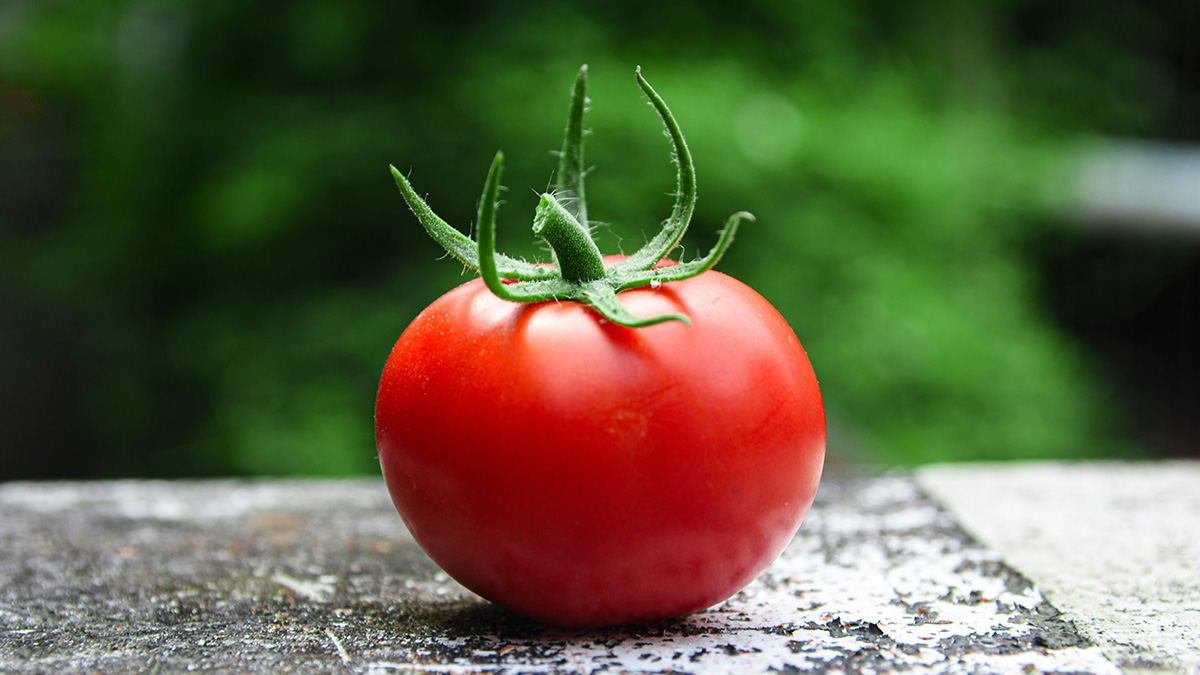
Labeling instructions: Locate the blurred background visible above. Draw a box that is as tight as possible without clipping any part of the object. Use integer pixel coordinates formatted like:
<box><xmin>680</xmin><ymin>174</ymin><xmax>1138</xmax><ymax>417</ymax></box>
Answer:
<box><xmin>1</xmin><ymin>0</ymin><xmax>1197</xmax><ymax>479</ymax></box>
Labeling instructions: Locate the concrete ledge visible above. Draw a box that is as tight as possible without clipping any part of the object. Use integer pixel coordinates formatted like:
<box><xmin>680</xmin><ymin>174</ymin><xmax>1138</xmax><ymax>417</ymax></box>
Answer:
<box><xmin>1</xmin><ymin>472</ymin><xmax>1122</xmax><ymax>674</ymax></box>
<box><xmin>918</xmin><ymin>461</ymin><xmax>1200</xmax><ymax>675</ymax></box>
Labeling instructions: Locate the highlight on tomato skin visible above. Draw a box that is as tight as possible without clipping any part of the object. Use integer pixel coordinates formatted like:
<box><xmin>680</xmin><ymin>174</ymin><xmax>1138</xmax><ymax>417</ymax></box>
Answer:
<box><xmin>376</xmin><ymin>65</ymin><xmax>826</xmax><ymax>628</ymax></box>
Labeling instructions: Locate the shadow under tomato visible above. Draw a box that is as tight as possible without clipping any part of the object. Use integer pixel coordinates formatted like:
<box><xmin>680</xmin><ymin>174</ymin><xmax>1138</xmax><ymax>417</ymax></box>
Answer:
<box><xmin>395</xmin><ymin>593</ymin><xmax>729</xmax><ymax>641</ymax></box>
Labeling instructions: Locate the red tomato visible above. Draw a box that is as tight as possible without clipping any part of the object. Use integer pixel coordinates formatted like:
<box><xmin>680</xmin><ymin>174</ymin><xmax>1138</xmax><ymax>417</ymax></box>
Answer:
<box><xmin>375</xmin><ymin>258</ymin><xmax>825</xmax><ymax>628</ymax></box>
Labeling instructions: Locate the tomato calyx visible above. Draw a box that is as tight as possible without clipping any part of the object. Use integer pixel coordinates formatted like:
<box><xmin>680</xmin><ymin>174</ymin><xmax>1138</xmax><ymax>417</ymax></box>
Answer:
<box><xmin>390</xmin><ymin>65</ymin><xmax>754</xmax><ymax>328</ymax></box>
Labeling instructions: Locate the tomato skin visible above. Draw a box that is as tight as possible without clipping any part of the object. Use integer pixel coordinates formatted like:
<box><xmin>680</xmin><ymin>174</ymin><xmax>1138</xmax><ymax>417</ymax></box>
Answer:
<box><xmin>375</xmin><ymin>261</ymin><xmax>825</xmax><ymax>628</ymax></box>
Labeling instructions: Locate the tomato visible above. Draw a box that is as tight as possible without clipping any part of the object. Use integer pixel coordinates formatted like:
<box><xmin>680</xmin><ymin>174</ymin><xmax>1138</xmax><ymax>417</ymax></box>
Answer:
<box><xmin>375</xmin><ymin>257</ymin><xmax>824</xmax><ymax>627</ymax></box>
<box><xmin>376</xmin><ymin>66</ymin><xmax>825</xmax><ymax>627</ymax></box>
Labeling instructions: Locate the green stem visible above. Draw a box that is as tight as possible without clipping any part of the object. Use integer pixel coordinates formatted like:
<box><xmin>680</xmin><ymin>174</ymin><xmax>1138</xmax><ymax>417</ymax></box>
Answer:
<box><xmin>533</xmin><ymin>194</ymin><xmax>606</xmax><ymax>284</ymax></box>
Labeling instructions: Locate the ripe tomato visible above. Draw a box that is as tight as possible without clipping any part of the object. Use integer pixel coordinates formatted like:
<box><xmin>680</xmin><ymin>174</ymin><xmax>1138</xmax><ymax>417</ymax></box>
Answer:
<box><xmin>378</xmin><ymin>65</ymin><xmax>825</xmax><ymax>627</ymax></box>
<box><xmin>375</xmin><ymin>258</ymin><xmax>825</xmax><ymax>627</ymax></box>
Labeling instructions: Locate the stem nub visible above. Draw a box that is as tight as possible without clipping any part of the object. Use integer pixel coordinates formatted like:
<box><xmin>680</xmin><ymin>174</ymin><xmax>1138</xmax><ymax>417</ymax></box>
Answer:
<box><xmin>533</xmin><ymin>194</ymin><xmax>606</xmax><ymax>284</ymax></box>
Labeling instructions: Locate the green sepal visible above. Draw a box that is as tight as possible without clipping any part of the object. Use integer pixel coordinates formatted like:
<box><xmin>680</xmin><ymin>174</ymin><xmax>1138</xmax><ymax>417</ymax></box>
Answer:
<box><xmin>390</xmin><ymin>166</ymin><xmax>553</xmax><ymax>282</ymax></box>
<box><xmin>614</xmin><ymin>212</ymin><xmax>753</xmax><ymax>291</ymax></box>
<box><xmin>578</xmin><ymin>281</ymin><xmax>690</xmax><ymax>328</ymax></box>
<box><xmin>609</xmin><ymin>66</ymin><xmax>697</xmax><ymax>275</ymax></box>
<box><xmin>555</xmin><ymin>64</ymin><xmax>590</xmax><ymax>227</ymax></box>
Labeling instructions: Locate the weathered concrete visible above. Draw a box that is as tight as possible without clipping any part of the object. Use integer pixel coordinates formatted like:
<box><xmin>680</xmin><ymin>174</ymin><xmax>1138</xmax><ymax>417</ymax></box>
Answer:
<box><xmin>1</xmin><ymin>472</ymin><xmax>1118</xmax><ymax>674</ymax></box>
<box><xmin>918</xmin><ymin>461</ymin><xmax>1200</xmax><ymax>675</ymax></box>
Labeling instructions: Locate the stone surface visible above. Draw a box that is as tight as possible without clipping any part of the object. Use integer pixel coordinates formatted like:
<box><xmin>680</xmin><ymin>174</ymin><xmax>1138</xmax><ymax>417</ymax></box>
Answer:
<box><xmin>0</xmin><ymin>472</ymin><xmax>1118</xmax><ymax>674</ymax></box>
<box><xmin>917</xmin><ymin>461</ymin><xmax>1200</xmax><ymax>675</ymax></box>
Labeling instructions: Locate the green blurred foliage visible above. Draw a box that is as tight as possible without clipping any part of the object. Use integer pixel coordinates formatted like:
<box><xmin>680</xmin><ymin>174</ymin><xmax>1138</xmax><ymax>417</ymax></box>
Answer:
<box><xmin>1</xmin><ymin>0</ymin><xmax>1194</xmax><ymax>477</ymax></box>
